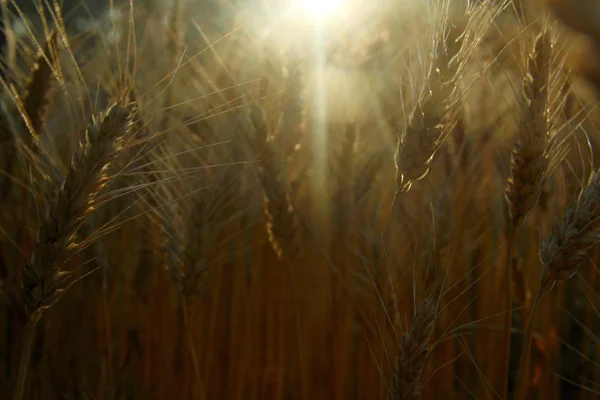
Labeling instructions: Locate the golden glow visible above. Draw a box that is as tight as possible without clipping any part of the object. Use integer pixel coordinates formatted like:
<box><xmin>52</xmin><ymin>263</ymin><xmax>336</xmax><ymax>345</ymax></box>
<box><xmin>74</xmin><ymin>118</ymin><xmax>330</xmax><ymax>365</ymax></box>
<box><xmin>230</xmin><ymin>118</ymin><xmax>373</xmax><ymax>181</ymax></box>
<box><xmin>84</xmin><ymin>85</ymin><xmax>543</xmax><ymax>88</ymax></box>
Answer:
<box><xmin>298</xmin><ymin>0</ymin><xmax>342</xmax><ymax>19</ymax></box>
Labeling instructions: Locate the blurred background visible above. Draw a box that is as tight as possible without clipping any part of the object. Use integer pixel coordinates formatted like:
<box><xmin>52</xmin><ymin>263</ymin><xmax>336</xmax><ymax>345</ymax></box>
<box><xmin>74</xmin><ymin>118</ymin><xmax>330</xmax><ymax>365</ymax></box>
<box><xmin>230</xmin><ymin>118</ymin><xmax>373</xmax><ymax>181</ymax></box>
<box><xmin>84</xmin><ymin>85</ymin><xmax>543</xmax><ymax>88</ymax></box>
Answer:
<box><xmin>3</xmin><ymin>1</ymin><xmax>600</xmax><ymax>399</ymax></box>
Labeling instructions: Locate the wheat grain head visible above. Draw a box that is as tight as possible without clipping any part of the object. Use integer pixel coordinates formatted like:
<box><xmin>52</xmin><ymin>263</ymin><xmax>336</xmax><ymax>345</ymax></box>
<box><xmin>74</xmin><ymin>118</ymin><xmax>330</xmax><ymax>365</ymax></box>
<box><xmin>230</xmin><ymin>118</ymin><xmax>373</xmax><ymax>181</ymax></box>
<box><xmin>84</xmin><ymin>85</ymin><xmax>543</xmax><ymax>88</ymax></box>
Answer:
<box><xmin>389</xmin><ymin>287</ymin><xmax>440</xmax><ymax>400</ymax></box>
<box><xmin>539</xmin><ymin>170</ymin><xmax>600</xmax><ymax>293</ymax></box>
<box><xmin>506</xmin><ymin>31</ymin><xmax>552</xmax><ymax>228</ymax></box>
<box><xmin>21</xmin><ymin>103</ymin><xmax>135</xmax><ymax>319</ymax></box>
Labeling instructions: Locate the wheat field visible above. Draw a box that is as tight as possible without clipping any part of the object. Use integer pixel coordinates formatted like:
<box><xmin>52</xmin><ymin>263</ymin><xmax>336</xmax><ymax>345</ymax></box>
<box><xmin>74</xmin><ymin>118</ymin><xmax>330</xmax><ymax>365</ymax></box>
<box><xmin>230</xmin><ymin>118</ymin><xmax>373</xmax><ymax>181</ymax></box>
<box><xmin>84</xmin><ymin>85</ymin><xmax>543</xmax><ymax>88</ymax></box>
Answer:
<box><xmin>3</xmin><ymin>0</ymin><xmax>600</xmax><ymax>399</ymax></box>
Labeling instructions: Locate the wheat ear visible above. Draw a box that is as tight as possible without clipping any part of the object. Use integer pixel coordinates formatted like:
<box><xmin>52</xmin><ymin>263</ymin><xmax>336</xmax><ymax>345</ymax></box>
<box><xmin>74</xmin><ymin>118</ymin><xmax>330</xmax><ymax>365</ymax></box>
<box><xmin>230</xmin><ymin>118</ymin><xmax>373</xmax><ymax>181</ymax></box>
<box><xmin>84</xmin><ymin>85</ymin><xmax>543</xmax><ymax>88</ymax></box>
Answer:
<box><xmin>501</xmin><ymin>30</ymin><xmax>552</xmax><ymax>399</ymax></box>
<box><xmin>14</xmin><ymin>103</ymin><xmax>135</xmax><ymax>400</ymax></box>
<box><xmin>505</xmin><ymin>32</ymin><xmax>552</xmax><ymax>228</ymax></box>
<box><xmin>250</xmin><ymin>104</ymin><xmax>300</xmax><ymax>261</ymax></box>
<box><xmin>515</xmin><ymin>170</ymin><xmax>600</xmax><ymax>400</ymax></box>
<box><xmin>0</xmin><ymin>29</ymin><xmax>56</xmax><ymax>203</ymax></box>
<box><xmin>22</xmin><ymin>29</ymin><xmax>56</xmax><ymax>138</ymax></box>
<box><xmin>389</xmin><ymin>288</ymin><xmax>440</xmax><ymax>400</ymax></box>
<box><xmin>393</xmin><ymin>1</ymin><xmax>450</xmax><ymax>195</ymax></box>
<box><xmin>395</xmin><ymin>104</ymin><xmax>443</xmax><ymax>194</ymax></box>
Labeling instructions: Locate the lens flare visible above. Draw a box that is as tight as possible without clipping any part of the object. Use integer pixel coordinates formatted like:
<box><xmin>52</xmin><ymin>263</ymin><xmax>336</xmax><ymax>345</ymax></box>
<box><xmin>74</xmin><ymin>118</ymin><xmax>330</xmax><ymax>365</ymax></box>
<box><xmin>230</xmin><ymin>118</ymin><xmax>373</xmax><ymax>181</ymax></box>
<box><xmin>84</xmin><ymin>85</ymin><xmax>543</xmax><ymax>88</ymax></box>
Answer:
<box><xmin>299</xmin><ymin>0</ymin><xmax>342</xmax><ymax>19</ymax></box>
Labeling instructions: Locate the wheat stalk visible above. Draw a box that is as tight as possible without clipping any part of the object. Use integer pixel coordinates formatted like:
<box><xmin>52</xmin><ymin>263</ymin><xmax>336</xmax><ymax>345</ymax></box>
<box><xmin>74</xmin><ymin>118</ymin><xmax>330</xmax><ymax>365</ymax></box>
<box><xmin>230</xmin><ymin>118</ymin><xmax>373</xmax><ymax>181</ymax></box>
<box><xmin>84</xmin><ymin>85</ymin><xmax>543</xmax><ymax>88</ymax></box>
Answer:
<box><xmin>14</xmin><ymin>103</ymin><xmax>135</xmax><ymax>400</ymax></box>
<box><xmin>501</xmin><ymin>30</ymin><xmax>553</xmax><ymax>399</ymax></box>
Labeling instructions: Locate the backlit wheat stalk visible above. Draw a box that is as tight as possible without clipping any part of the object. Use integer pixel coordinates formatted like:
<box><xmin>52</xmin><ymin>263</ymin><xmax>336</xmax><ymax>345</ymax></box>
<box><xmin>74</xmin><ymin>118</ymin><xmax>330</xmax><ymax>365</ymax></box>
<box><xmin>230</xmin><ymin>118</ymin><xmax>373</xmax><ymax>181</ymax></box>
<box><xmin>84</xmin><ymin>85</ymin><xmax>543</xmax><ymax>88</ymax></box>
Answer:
<box><xmin>14</xmin><ymin>103</ymin><xmax>135</xmax><ymax>400</ymax></box>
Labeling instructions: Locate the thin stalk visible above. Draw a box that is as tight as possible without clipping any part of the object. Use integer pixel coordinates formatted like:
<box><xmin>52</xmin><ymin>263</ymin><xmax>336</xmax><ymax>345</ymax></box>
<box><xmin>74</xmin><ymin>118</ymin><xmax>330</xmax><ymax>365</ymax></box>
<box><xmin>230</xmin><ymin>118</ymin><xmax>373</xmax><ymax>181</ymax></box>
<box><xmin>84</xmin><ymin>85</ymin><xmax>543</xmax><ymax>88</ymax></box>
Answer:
<box><xmin>102</xmin><ymin>281</ymin><xmax>115</xmax><ymax>400</ymax></box>
<box><xmin>277</xmin><ymin>266</ymin><xmax>285</xmax><ymax>400</ymax></box>
<box><xmin>143</xmin><ymin>270</ymin><xmax>155</xmax><ymax>391</ymax></box>
<box><xmin>183</xmin><ymin>299</ymin><xmax>205</xmax><ymax>400</ymax></box>
<box><xmin>13</xmin><ymin>314</ymin><xmax>39</xmax><ymax>400</ymax></box>
<box><xmin>501</xmin><ymin>226</ymin><xmax>517</xmax><ymax>399</ymax></box>
<box><xmin>285</xmin><ymin>263</ymin><xmax>307</xmax><ymax>399</ymax></box>
<box><xmin>515</xmin><ymin>286</ymin><xmax>544</xmax><ymax>400</ymax></box>
<box><xmin>580</xmin><ymin>252</ymin><xmax>597</xmax><ymax>400</ymax></box>
<box><xmin>182</xmin><ymin>299</ymin><xmax>190</xmax><ymax>399</ymax></box>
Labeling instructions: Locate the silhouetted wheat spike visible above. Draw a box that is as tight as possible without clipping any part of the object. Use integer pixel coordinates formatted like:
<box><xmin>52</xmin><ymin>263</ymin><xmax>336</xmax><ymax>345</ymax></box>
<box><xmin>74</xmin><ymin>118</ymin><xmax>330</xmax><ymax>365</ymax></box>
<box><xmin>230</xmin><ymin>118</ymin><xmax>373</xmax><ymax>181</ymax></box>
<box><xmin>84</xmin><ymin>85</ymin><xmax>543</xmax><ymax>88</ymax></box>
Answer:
<box><xmin>14</xmin><ymin>103</ymin><xmax>135</xmax><ymax>400</ymax></box>
<box><xmin>389</xmin><ymin>288</ymin><xmax>440</xmax><ymax>400</ymax></box>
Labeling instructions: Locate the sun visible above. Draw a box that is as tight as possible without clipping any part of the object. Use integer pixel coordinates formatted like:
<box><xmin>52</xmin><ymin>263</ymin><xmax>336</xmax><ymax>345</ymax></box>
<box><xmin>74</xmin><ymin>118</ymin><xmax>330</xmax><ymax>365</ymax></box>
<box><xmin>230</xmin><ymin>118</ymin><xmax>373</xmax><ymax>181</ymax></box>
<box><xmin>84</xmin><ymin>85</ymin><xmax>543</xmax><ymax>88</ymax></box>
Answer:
<box><xmin>298</xmin><ymin>0</ymin><xmax>342</xmax><ymax>19</ymax></box>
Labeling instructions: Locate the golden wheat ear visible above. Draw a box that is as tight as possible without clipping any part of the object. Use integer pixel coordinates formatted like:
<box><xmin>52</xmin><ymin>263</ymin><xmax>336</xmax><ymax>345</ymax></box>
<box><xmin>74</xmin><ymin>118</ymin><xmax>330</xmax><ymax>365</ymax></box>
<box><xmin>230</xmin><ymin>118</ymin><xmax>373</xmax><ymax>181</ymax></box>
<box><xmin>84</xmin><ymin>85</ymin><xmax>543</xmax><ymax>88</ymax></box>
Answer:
<box><xmin>394</xmin><ymin>0</ymin><xmax>505</xmax><ymax>194</ymax></box>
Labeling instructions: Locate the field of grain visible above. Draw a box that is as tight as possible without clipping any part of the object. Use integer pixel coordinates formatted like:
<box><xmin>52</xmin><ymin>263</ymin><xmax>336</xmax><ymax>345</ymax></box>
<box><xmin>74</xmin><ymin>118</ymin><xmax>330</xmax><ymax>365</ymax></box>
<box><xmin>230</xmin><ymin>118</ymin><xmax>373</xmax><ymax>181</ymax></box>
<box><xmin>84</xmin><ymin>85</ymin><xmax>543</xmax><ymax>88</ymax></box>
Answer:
<box><xmin>3</xmin><ymin>0</ymin><xmax>600</xmax><ymax>399</ymax></box>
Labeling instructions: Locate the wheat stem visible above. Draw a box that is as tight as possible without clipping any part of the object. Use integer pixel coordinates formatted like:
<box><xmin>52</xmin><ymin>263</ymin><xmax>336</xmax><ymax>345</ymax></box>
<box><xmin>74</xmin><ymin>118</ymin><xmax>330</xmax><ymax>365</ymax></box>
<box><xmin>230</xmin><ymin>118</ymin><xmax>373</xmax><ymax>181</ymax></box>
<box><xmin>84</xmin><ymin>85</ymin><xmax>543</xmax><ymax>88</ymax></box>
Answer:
<box><xmin>501</xmin><ymin>225</ymin><xmax>517</xmax><ymax>400</ymax></box>
<box><xmin>183</xmin><ymin>299</ymin><xmax>205</xmax><ymax>400</ymax></box>
<box><xmin>13</xmin><ymin>314</ymin><xmax>39</xmax><ymax>400</ymax></box>
<box><xmin>101</xmin><ymin>284</ymin><xmax>116</xmax><ymax>400</ymax></box>
<box><xmin>515</xmin><ymin>286</ymin><xmax>543</xmax><ymax>400</ymax></box>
